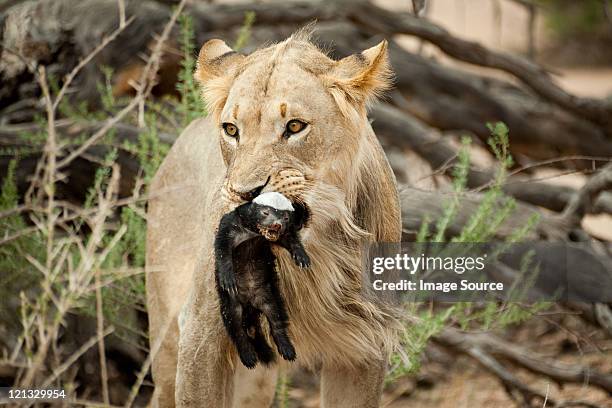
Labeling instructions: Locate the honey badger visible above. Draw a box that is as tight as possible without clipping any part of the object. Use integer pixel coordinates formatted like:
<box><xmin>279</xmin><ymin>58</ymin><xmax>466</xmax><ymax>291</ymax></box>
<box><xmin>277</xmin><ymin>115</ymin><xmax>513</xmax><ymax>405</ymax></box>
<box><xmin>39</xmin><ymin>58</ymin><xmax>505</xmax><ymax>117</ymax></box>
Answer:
<box><xmin>214</xmin><ymin>192</ymin><xmax>310</xmax><ymax>368</ymax></box>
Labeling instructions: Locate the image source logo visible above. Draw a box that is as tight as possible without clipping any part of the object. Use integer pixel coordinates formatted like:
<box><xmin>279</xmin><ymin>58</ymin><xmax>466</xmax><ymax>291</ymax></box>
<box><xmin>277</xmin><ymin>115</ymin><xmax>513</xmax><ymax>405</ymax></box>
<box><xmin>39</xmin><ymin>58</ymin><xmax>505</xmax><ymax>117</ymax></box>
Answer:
<box><xmin>363</xmin><ymin>242</ymin><xmax>612</xmax><ymax>303</ymax></box>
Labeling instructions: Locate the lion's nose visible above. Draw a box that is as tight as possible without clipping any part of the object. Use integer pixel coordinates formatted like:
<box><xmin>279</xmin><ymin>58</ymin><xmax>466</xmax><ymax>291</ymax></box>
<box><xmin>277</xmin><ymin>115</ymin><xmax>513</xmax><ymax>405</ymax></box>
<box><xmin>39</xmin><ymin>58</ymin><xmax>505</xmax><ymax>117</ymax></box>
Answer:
<box><xmin>228</xmin><ymin>177</ymin><xmax>270</xmax><ymax>201</ymax></box>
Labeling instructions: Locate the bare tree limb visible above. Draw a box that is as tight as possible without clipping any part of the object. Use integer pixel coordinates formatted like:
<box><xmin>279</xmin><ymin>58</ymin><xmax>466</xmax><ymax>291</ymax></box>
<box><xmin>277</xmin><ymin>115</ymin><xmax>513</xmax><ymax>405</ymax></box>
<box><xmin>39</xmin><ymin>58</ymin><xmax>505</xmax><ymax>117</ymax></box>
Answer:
<box><xmin>562</xmin><ymin>163</ymin><xmax>612</xmax><ymax>225</ymax></box>
<box><xmin>55</xmin><ymin>0</ymin><xmax>186</xmax><ymax>168</ymax></box>
<box><xmin>372</xmin><ymin>103</ymin><xmax>612</xmax><ymax>215</ymax></box>
<box><xmin>436</xmin><ymin>335</ymin><xmax>604</xmax><ymax>408</ymax></box>
<box><xmin>436</xmin><ymin>328</ymin><xmax>612</xmax><ymax>394</ymax></box>
<box><xmin>466</xmin><ymin>346</ymin><xmax>548</xmax><ymax>406</ymax></box>
<box><xmin>345</xmin><ymin>0</ymin><xmax>612</xmax><ymax>130</ymax></box>
<box><xmin>399</xmin><ymin>187</ymin><xmax>569</xmax><ymax>240</ymax></box>
<box><xmin>51</xmin><ymin>16</ymin><xmax>135</xmax><ymax>112</ymax></box>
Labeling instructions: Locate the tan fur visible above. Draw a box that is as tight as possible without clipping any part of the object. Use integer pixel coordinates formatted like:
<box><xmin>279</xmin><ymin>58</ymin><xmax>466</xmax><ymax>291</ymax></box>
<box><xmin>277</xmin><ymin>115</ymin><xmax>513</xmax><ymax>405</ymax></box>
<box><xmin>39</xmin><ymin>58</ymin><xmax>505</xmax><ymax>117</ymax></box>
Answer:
<box><xmin>325</xmin><ymin>40</ymin><xmax>393</xmax><ymax>119</ymax></box>
<box><xmin>146</xmin><ymin>30</ymin><xmax>402</xmax><ymax>407</ymax></box>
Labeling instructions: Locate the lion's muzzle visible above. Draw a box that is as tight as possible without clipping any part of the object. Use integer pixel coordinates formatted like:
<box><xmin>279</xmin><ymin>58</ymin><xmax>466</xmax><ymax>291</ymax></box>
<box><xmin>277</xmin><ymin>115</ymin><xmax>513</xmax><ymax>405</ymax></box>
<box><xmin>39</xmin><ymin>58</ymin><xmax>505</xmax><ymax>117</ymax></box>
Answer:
<box><xmin>226</xmin><ymin>176</ymin><xmax>271</xmax><ymax>202</ymax></box>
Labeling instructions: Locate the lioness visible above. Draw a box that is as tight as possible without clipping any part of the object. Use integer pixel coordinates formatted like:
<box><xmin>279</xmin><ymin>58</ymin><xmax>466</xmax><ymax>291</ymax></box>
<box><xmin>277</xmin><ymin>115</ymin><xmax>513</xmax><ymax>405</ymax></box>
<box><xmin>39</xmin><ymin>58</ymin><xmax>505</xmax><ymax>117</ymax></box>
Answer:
<box><xmin>146</xmin><ymin>28</ymin><xmax>402</xmax><ymax>407</ymax></box>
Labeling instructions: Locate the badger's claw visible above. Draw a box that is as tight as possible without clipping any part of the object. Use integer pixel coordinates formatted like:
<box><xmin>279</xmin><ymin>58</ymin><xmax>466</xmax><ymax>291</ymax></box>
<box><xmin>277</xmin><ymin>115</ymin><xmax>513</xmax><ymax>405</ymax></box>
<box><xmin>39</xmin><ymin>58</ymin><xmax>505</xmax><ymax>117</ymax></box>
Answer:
<box><xmin>292</xmin><ymin>248</ymin><xmax>311</xmax><ymax>269</ymax></box>
<box><xmin>219</xmin><ymin>274</ymin><xmax>238</xmax><ymax>295</ymax></box>
<box><xmin>235</xmin><ymin>342</ymin><xmax>259</xmax><ymax>369</ymax></box>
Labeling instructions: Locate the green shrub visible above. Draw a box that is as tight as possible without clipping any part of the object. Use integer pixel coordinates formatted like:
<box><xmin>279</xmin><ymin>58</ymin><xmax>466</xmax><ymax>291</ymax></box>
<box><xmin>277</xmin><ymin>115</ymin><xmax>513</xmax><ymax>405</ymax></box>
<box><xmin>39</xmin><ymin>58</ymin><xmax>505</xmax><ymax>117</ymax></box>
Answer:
<box><xmin>387</xmin><ymin>123</ymin><xmax>547</xmax><ymax>382</ymax></box>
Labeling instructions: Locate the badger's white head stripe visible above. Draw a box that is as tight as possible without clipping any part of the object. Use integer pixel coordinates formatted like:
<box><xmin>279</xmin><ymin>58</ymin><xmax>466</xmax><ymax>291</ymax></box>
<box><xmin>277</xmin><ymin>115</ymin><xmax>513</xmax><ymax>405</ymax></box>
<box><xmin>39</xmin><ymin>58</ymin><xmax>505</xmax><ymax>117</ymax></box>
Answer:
<box><xmin>253</xmin><ymin>192</ymin><xmax>294</xmax><ymax>211</ymax></box>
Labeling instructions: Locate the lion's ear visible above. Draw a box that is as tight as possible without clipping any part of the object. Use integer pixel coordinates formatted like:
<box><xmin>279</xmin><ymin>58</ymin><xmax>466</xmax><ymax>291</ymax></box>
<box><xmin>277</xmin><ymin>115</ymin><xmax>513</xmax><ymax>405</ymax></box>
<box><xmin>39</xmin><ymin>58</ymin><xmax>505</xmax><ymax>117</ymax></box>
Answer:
<box><xmin>195</xmin><ymin>39</ymin><xmax>244</xmax><ymax>84</ymax></box>
<box><xmin>195</xmin><ymin>39</ymin><xmax>244</xmax><ymax>118</ymax></box>
<box><xmin>328</xmin><ymin>40</ymin><xmax>393</xmax><ymax>113</ymax></box>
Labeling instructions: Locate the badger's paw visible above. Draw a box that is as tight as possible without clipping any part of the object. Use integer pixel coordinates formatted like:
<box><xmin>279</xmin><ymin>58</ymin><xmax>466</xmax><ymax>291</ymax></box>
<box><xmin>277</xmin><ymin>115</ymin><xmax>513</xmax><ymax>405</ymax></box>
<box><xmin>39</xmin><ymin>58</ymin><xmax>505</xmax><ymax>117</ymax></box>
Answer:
<box><xmin>255</xmin><ymin>343</ymin><xmax>276</xmax><ymax>366</ymax></box>
<box><xmin>238</xmin><ymin>347</ymin><xmax>259</xmax><ymax>369</ymax></box>
<box><xmin>218</xmin><ymin>273</ymin><xmax>238</xmax><ymax>296</ymax></box>
<box><xmin>250</xmin><ymin>332</ymin><xmax>276</xmax><ymax>366</ymax></box>
<box><xmin>276</xmin><ymin>338</ymin><xmax>297</xmax><ymax>362</ymax></box>
<box><xmin>292</xmin><ymin>248</ymin><xmax>311</xmax><ymax>269</ymax></box>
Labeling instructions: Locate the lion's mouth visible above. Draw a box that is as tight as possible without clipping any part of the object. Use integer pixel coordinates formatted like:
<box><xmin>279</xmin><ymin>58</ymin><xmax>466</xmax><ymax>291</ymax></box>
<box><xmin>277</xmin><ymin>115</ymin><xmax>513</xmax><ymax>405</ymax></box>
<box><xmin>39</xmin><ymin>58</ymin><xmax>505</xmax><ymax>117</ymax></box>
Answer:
<box><xmin>227</xmin><ymin>176</ymin><xmax>271</xmax><ymax>202</ymax></box>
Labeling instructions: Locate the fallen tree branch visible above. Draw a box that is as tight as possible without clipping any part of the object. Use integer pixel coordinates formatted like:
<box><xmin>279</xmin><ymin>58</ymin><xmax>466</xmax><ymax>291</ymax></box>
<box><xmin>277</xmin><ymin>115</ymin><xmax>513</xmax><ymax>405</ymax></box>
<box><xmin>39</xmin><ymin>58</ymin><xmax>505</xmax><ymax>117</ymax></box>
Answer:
<box><xmin>562</xmin><ymin>163</ymin><xmax>612</xmax><ymax>226</ymax></box>
<box><xmin>386</xmin><ymin>48</ymin><xmax>612</xmax><ymax>162</ymax></box>
<box><xmin>436</xmin><ymin>328</ymin><xmax>612</xmax><ymax>394</ymax></box>
<box><xmin>436</xmin><ymin>337</ymin><xmax>604</xmax><ymax>407</ymax></box>
<box><xmin>345</xmin><ymin>0</ymin><xmax>612</xmax><ymax>130</ymax></box>
<box><xmin>399</xmin><ymin>187</ymin><xmax>569</xmax><ymax>240</ymax></box>
<box><xmin>465</xmin><ymin>345</ymin><xmax>549</xmax><ymax>406</ymax></box>
<box><xmin>312</xmin><ymin>24</ymin><xmax>612</xmax><ymax>162</ymax></box>
<box><xmin>373</xmin><ymin>103</ymin><xmax>612</xmax><ymax>215</ymax></box>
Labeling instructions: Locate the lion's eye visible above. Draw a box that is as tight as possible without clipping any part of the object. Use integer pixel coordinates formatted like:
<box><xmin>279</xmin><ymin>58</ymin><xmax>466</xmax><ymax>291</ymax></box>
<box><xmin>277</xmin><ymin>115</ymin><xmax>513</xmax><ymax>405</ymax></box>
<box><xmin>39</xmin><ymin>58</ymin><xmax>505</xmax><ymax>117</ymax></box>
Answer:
<box><xmin>222</xmin><ymin>123</ymin><xmax>239</xmax><ymax>139</ymax></box>
<box><xmin>284</xmin><ymin>119</ymin><xmax>307</xmax><ymax>137</ymax></box>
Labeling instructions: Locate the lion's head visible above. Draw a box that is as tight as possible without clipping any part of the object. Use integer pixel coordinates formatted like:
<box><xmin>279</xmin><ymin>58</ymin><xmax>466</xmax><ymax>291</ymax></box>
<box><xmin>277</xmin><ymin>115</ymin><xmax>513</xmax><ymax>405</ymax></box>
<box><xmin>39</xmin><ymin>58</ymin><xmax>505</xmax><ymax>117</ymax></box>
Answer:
<box><xmin>194</xmin><ymin>29</ymin><xmax>391</xmax><ymax>204</ymax></box>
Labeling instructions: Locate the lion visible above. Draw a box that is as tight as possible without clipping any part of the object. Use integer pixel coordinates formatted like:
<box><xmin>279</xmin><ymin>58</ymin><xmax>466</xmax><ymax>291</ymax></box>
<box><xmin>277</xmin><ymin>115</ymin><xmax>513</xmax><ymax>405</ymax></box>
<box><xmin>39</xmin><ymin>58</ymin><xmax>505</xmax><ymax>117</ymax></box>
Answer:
<box><xmin>145</xmin><ymin>28</ymin><xmax>402</xmax><ymax>407</ymax></box>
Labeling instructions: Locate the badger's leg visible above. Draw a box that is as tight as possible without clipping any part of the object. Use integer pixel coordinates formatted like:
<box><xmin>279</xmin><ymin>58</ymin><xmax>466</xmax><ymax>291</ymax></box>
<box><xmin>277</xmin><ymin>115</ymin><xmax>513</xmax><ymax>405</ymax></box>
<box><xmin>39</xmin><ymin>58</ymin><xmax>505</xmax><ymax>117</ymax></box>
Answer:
<box><xmin>260</xmin><ymin>304</ymin><xmax>296</xmax><ymax>361</ymax></box>
<box><xmin>214</xmin><ymin>214</ymin><xmax>240</xmax><ymax>294</ymax></box>
<box><xmin>243</xmin><ymin>306</ymin><xmax>276</xmax><ymax>365</ymax></box>
<box><xmin>277</xmin><ymin>231</ymin><xmax>310</xmax><ymax>268</ymax></box>
<box><xmin>218</xmin><ymin>291</ymin><xmax>259</xmax><ymax>369</ymax></box>
<box><xmin>256</xmin><ymin>287</ymin><xmax>296</xmax><ymax>362</ymax></box>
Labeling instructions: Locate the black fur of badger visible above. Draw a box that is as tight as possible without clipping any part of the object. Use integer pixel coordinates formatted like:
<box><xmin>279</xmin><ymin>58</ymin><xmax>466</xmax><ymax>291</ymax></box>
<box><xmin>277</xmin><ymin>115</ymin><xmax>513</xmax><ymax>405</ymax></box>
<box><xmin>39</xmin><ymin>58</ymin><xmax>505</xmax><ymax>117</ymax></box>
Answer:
<box><xmin>214</xmin><ymin>192</ymin><xmax>310</xmax><ymax>368</ymax></box>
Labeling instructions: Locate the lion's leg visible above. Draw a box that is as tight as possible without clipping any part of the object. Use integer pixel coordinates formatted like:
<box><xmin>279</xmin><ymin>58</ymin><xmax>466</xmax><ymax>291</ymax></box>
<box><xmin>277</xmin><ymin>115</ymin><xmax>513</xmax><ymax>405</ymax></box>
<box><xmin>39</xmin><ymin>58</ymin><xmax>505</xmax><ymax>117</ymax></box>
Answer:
<box><xmin>231</xmin><ymin>363</ymin><xmax>278</xmax><ymax>408</ymax></box>
<box><xmin>175</xmin><ymin>292</ymin><xmax>235</xmax><ymax>407</ymax></box>
<box><xmin>320</xmin><ymin>360</ymin><xmax>386</xmax><ymax>408</ymax></box>
<box><xmin>149</xmin><ymin>316</ymin><xmax>180</xmax><ymax>408</ymax></box>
